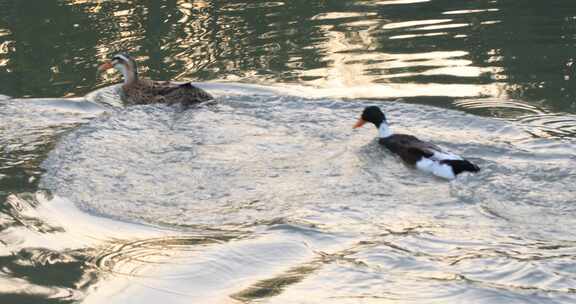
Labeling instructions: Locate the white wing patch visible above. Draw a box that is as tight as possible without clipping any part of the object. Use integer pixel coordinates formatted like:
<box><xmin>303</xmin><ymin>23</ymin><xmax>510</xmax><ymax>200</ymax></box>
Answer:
<box><xmin>416</xmin><ymin>146</ymin><xmax>461</xmax><ymax>179</ymax></box>
<box><xmin>416</xmin><ymin>158</ymin><xmax>456</xmax><ymax>180</ymax></box>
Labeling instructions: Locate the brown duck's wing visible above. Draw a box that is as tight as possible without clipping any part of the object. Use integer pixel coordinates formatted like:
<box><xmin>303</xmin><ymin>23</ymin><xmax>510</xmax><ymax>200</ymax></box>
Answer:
<box><xmin>122</xmin><ymin>80</ymin><xmax>163</xmax><ymax>105</ymax></box>
<box><xmin>380</xmin><ymin>134</ymin><xmax>441</xmax><ymax>164</ymax></box>
<box><xmin>153</xmin><ymin>81</ymin><xmax>213</xmax><ymax>105</ymax></box>
<box><xmin>122</xmin><ymin>80</ymin><xmax>213</xmax><ymax>105</ymax></box>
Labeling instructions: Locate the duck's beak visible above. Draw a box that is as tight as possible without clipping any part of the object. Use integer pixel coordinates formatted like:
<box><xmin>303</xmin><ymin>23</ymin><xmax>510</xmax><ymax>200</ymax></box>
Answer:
<box><xmin>97</xmin><ymin>62</ymin><xmax>113</xmax><ymax>73</ymax></box>
<box><xmin>353</xmin><ymin>118</ymin><xmax>366</xmax><ymax>129</ymax></box>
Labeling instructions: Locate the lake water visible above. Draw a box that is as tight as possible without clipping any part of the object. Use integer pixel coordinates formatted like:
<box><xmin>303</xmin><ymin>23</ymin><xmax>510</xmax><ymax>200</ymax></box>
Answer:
<box><xmin>1</xmin><ymin>1</ymin><xmax>576</xmax><ymax>303</ymax></box>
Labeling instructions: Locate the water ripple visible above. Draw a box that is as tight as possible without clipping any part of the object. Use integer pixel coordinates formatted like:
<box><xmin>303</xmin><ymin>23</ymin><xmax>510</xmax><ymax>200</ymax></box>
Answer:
<box><xmin>0</xmin><ymin>83</ymin><xmax>573</xmax><ymax>303</ymax></box>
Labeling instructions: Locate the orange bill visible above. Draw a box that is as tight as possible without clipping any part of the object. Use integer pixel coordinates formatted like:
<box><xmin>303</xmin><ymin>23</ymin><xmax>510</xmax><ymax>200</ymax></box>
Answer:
<box><xmin>97</xmin><ymin>62</ymin><xmax>113</xmax><ymax>72</ymax></box>
<box><xmin>353</xmin><ymin>118</ymin><xmax>366</xmax><ymax>129</ymax></box>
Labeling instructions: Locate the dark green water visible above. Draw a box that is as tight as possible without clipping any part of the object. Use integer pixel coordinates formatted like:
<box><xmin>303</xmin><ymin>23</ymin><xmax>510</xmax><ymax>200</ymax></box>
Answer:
<box><xmin>1</xmin><ymin>1</ymin><xmax>576</xmax><ymax>303</ymax></box>
<box><xmin>1</xmin><ymin>0</ymin><xmax>576</xmax><ymax>112</ymax></box>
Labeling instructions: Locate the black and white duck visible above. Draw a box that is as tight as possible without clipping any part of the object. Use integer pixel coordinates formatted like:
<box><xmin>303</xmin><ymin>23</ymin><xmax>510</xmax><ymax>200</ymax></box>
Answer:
<box><xmin>98</xmin><ymin>53</ymin><xmax>213</xmax><ymax>106</ymax></box>
<box><xmin>353</xmin><ymin>106</ymin><xmax>480</xmax><ymax>179</ymax></box>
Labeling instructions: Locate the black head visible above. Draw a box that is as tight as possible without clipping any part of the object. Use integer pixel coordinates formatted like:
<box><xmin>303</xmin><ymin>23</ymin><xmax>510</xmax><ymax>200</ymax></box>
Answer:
<box><xmin>355</xmin><ymin>106</ymin><xmax>386</xmax><ymax>128</ymax></box>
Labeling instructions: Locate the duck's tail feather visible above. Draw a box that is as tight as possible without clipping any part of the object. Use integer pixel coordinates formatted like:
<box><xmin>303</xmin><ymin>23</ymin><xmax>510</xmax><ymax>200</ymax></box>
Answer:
<box><xmin>440</xmin><ymin>159</ymin><xmax>480</xmax><ymax>175</ymax></box>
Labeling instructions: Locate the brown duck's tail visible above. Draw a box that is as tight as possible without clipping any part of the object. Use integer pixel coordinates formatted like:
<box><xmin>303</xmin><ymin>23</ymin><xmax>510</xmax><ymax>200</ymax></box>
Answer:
<box><xmin>440</xmin><ymin>159</ymin><xmax>480</xmax><ymax>175</ymax></box>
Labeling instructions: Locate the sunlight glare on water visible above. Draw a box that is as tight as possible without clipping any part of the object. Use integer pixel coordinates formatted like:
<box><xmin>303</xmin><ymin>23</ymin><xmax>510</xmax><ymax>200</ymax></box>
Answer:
<box><xmin>29</xmin><ymin>84</ymin><xmax>576</xmax><ymax>303</ymax></box>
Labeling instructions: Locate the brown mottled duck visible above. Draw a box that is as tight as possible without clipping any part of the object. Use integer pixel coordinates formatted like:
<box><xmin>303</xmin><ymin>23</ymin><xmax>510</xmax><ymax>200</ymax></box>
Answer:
<box><xmin>98</xmin><ymin>53</ymin><xmax>213</xmax><ymax>106</ymax></box>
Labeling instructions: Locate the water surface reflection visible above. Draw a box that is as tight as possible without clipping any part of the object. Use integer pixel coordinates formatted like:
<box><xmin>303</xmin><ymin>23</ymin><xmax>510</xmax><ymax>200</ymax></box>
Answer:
<box><xmin>0</xmin><ymin>0</ymin><xmax>574</xmax><ymax>115</ymax></box>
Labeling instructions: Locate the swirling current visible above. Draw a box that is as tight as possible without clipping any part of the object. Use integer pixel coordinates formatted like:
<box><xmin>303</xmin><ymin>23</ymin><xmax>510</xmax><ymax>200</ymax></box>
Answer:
<box><xmin>1</xmin><ymin>83</ymin><xmax>571</xmax><ymax>303</ymax></box>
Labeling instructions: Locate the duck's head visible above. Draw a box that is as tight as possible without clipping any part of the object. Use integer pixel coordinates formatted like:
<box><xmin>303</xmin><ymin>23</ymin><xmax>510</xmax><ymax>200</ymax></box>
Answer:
<box><xmin>98</xmin><ymin>53</ymin><xmax>138</xmax><ymax>84</ymax></box>
<box><xmin>353</xmin><ymin>106</ymin><xmax>387</xmax><ymax>129</ymax></box>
